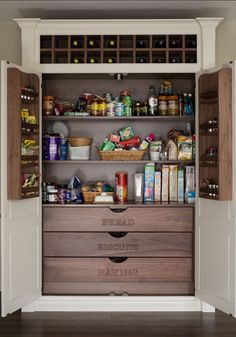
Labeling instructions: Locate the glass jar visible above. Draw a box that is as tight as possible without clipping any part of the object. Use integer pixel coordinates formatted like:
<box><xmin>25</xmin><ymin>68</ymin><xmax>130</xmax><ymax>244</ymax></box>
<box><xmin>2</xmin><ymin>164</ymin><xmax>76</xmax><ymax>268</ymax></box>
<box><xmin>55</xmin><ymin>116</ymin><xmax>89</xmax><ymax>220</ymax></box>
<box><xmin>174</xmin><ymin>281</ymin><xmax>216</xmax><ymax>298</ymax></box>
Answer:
<box><xmin>47</xmin><ymin>189</ymin><xmax>58</xmax><ymax>203</ymax></box>
<box><xmin>168</xmin><ymin>95</ymin><xmax>179</xmax><ymax>115</ymax></box>
<box><xmin>43</xmin><ymin>96</ymin><xmax>54</xmax><ymax>116</ymax></box>
<box><xmin>91</xmin><ymin>99</ymin><xmax>99</xmax><ymax>116</ymax></box>
<box><xmin>98</xmin><ymin>98</ymin><xmax>107</xmax><ymax>116</ymax></box>
<box><xmin>107</xmin><ymin>102</ymin><xmax>115</xmax><ymax>116</ymax></box>
<box><xmin>158</xmin><ymin>96</ymin><xmax>168</xmax><ymax>116</ymax></box>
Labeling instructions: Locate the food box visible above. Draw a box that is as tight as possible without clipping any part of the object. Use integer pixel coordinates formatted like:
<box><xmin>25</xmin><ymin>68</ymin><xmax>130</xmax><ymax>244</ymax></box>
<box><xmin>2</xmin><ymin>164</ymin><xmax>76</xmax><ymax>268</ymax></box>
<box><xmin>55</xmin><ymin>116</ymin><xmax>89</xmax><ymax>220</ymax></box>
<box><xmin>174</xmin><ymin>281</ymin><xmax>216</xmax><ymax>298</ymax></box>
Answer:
<box><xmin>119</xmin><ymin>126</ymin><xmax>135</xmax><ymax>141</ymax></box>
<box><xmin>161</xmin><ymin>165</ymin><xmax>169</xmax><ymax>202</ymax></box>
<box><xmin>154</xmin><ymin>171</ymin><xmax>161</xmax><ymax>202</ymax></box>
<box><xmin>185</xmin><ymin>166</ymin><xmax>195</xmax><ymax>203</ymax></box>
<box><xmin>144</xmin><ymin>163</ymin><xmax>155</xmax><ymax>202</ymax></box>
<box><xmin>177</xmin><ymin>136</ymin><xmax>192</xmax><ymax>160</ymax></box>
<box><xmin>178</xmin><ymin>169</ymin><xmax>184</xmax><ymax>203</ymax></box>
<box><xmin>169</xmin><ymin>165</ymin><xmax>178</xmax><ymax>202</ymax></box>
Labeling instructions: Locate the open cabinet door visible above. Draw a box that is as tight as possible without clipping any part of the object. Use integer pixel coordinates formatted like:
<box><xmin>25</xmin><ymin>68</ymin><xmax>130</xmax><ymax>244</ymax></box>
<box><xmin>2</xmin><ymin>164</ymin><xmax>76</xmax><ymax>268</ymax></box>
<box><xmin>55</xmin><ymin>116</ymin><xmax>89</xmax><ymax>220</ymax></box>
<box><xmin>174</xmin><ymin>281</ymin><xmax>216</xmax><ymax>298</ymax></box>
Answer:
<box><xmin>1</xmin><ymin>61</ymin><xmax>42</xmax><ymax>316</ymax></box>
<box><xmin>195</xmin><ymin>63</ymin><xmax>236</xmax><ymax>316</ymax></box>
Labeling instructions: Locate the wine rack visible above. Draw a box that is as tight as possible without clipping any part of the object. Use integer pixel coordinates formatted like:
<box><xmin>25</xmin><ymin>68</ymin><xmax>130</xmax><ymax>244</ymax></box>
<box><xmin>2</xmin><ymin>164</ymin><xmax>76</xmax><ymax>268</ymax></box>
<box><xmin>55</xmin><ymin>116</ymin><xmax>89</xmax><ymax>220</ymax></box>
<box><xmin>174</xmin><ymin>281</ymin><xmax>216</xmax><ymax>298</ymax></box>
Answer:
<box><xmin>40</xmin><ymin>34</ymin><xmax>197</xmax><ymax>64</ymax></box>
<box><xmin>198</xmin><ymin>68</ymin><xmax>232</xmax><ymax>201</ymax></box>
<box><xmin>7</xmin><ymin>68</ymin><xmax>40</xmax><ymax>199</ymax></box>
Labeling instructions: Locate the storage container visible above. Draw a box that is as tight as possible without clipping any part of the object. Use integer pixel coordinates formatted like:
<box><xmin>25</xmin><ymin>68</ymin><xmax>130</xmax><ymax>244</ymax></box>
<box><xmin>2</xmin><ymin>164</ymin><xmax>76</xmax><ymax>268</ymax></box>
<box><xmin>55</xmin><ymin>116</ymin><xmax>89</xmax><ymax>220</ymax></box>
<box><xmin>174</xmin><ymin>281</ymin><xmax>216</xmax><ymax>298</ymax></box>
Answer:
<box><xmin>68</xmin><ymin>146</ymin><xmax>90</xmax><ymax>160</ymax></box>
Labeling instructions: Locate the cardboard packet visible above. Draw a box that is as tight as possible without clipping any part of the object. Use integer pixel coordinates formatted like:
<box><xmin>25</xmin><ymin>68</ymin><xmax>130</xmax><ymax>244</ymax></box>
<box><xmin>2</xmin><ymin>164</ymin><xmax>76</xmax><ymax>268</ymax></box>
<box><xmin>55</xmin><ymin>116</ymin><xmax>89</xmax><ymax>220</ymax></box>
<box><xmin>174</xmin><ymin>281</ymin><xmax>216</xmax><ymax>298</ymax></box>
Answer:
<box><xmin>161</xmin><ymin>165</ymin><xmax>169</xmax><ymax>202</ymax></box>
<box><xmin>144</xmin><ymin>163</ymin><xmax>155</xmax><ymax>202</ymax></box>
<box><xmin>169</xmin><ymin>165</ymin><xmax>178</xmax><ymax>202</ymax></box>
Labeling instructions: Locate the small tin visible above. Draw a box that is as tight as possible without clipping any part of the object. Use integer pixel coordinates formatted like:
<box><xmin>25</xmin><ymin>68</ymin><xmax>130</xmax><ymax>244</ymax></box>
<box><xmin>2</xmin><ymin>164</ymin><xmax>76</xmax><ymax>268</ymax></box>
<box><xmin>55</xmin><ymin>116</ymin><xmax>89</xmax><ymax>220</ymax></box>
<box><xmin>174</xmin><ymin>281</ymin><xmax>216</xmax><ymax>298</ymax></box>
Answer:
<box><xmin>115</xmin><ymin>172</ymin><xmax>128</xmax><ymax>202</ymax></box>
<box><xmin>58</xmin><ymin>185</ymin><xmax>67</xmax><ymax>204</ymax></box>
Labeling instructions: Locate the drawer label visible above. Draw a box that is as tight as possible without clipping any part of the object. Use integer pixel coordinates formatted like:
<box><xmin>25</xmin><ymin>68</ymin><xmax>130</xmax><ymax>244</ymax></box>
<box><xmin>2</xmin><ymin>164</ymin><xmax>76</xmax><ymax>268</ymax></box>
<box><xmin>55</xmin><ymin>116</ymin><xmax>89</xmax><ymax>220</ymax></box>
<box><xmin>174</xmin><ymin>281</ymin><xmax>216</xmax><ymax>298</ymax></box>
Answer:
<box><xmin>98</xmin><ymin>268</ymin><xmax>138</xmax><ymax>277</ymax></box>
<box><xmin>102</xmin><ymin>218</ymin><xmax>134</xmax><ymax>226</ymax></box>
<box><xmin>98</xmin><ymin>243</ymin><xmax>139</xmax><ymax>251</ymax></box>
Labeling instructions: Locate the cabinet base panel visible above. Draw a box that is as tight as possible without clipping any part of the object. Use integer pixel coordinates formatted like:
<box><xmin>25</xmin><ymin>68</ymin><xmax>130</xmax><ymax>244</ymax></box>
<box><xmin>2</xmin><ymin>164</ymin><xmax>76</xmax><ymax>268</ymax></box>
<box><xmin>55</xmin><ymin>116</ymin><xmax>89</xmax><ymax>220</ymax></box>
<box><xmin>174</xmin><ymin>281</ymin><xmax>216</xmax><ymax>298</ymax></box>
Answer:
<box><xmin>22</xmin><ymin>296</ymin><xmax>213</xmax><ymax>313</ymax></box>
<box><xmin>43</xmin><ymin>282</ymin><xmax>194</xmax><ymax>295</ymax></box>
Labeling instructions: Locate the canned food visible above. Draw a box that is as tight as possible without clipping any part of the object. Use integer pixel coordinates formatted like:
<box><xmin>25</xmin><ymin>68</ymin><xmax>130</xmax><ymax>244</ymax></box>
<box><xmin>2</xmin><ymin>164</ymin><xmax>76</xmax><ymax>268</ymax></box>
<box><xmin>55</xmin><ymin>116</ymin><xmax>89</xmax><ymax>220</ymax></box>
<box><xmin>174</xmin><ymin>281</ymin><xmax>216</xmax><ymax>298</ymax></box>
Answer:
<box><xmin>43</xmin><ymin>96</ymin><xmax>54</xmax><ymax>116</ymax></box>
<box><xmin>115</xmin><ymin>172</ymin><xmax>128</xmax><ymax>202</ymax></box>
<box><xmin>47</xmin><ymin>189</ymin><xmax>58</xmax><ymax>203</ymax></box>
<box><xmin>158</xmin><ymin>95</ymin><xmax>168</xmax><ymax>116</ymax></box>
<box><xmin>115</xmin><ymin>102</ymin><xmax>124</xmax><ymax>117</ymax></box>
<box><xmin>107</xmin><ymin>102</ymin><xmax>115</xmax><ymax>116</ymax></box>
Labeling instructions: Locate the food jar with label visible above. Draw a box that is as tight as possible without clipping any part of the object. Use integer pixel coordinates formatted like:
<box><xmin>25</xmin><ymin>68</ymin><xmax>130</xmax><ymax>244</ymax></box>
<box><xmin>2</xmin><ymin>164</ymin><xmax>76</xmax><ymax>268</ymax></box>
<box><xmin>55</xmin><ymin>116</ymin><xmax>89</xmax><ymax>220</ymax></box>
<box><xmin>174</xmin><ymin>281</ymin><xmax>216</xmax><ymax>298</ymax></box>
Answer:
<box><xmin>168</xmin><ymin>95</ymin><xmax>179</xmax><ymax>115</ymax></box>
<box><xmin>115</xmin><ymin>102</ymin><xmax>124</xmax><ymax>117</ymax></box>
<box><xmin>107</xmin><ymin>102</ymin><xmax>115</xmax><ymax>116</ymax></box>
<box><xmin>158</xmin><ymin>96</ymin><xmax>168</xmax><ymax>116</ymax></box>
<box><xmin>47</xmin><ymin>188</ymin><xmax>58</xmax><ymax>203</ymax></box>
<box><xmin>98</xmin><ymin>99</ymin><xmax>107</xmax><ymax>116</ymax></box>
<box><xmin>91</xmin><ymin>99</ymin><xmax>99</xmax><ymax>116</ymax></box>
<box><xmin>43</xmin><ymin>96</ymin><xmax>54</xmax><ymax>116</ymax></box>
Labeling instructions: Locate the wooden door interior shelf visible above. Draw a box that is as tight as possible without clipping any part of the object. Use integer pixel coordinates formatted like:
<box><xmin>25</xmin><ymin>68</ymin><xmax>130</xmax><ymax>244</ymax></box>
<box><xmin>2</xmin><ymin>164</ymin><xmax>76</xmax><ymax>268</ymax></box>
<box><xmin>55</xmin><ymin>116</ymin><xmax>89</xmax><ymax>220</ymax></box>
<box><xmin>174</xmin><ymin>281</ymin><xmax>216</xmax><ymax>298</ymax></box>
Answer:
<box><xmin>7</xmin><ymin>67</ymin><xmax>40</xmax><ymax>199</ymax></box>
<box><xmin>198</xmin><ymin>68</ymin><xmax>232</xmax><ymax>201</ymax></box>
<box><xmin>40</xmin><ymin>34</ymin><xmax>197</xmax><ymax>64</ymax></box>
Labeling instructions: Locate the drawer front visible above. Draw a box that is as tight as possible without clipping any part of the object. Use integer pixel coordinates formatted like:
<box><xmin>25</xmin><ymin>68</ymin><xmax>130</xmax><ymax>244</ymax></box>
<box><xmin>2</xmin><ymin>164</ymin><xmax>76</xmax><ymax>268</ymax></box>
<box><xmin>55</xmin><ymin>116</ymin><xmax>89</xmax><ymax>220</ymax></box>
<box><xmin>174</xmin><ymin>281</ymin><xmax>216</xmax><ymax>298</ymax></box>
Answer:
<box><xmin>43</xmin><ymin>207</ymin><xmax>193</xmax><ymax>232</ymax></box>
<box><xmin>44</xmin><ymin>257</ymin><xmax>193</xmax><ymax>283</ymax></box>
<box><xmin>43</xmin><ymin>232</ymin><xmax>192</xmax><ymax>257</ymax></box>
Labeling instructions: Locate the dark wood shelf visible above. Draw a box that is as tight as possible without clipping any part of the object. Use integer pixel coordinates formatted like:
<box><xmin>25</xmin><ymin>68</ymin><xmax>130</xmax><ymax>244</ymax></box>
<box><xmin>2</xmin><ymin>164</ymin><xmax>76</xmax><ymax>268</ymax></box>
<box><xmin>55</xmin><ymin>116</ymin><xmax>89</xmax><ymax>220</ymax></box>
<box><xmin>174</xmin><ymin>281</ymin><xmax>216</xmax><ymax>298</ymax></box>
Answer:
<box><xmin>199</xmin><ymin>131</ymin><xmax>218</xmax><ymax>136</ymax></box>
<box><xmin>199</xmin><ymin>193</ymin><xmax>219</xmax><ymax>200</ymax></box>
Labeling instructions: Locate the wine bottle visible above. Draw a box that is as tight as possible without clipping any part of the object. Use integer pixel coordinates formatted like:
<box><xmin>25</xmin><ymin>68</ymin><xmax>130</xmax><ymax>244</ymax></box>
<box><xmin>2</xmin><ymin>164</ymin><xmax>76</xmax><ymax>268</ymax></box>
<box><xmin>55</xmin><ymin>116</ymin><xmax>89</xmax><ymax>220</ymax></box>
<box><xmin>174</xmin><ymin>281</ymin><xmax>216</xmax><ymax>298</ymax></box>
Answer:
<box><xmin>107</xmin><ymin>39</ymin><xmax>117</xmax><ymax>48</ymax></box>
<box><xmin>137</xmin><ymin>57</ymin><xmax>147</xmax><ymax>63</ymax></box>
<box><xmin>73</xmin><ymin>57</ymin><xmax>83</xmax><ymax>64</ymax></box>
<box><xmin>87</xmin><ymin>39</ymin><xmax>97</xmax><ymax>48</ymax></box>
<box><xmin>155</xmin><ymin>38</ymin><xmax>165</xmax><ymax>48</ymax></box>
<box><xmin>107</xmin><ymin>57</ymin><xmax>116</xmax><ymax>64</ymax></box>
<box><xmin>136</xmin><ymin>40</ymin><xmax>146</xmax><ymax>48</ymax></box>
<box><xmin>154</xmin><ymin>57</ymin><xmax>165</xmax><ymax>63</ymax></box>
<box><xmin>169</xmin><ymin>38</ymin><xmax>179</xmax><ymax>48</ymax></box>
<box><xmin>88</xmin><ymin>57</ymin><xmax>97</xmax><ymax>64</ymax></box>
<box><xmin>72</xmin><ymin>39</ymin><xmax>81</xmax><ymax>48</ymax></box>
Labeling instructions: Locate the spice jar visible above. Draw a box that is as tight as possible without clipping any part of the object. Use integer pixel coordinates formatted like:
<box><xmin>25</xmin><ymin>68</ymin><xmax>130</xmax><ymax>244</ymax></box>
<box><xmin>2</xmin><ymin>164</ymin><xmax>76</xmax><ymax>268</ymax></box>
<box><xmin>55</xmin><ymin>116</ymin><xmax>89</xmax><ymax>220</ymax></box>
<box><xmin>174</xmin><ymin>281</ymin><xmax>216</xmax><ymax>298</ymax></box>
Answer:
<box><xmin>158</xmin><ymin>96</ymin><xmax>168</xmax><ymax>116</ymax></box>
<box><xmin>91</xmin><ymin>99</ymin><xmax>99</xmax><ymax>116</ymax></box>
<box><xmin>98</xmin><ymin>98</ymin><xmax>107</xmax><ymax>116</ymax></box>
<box><xmin>47</xmin><ymin>188</ymin><xmax>58</xmax><ymax>203</ymax></box>
<box><xmin>43</xmin><ymin>96</ymin><xmax>54</xmax><ymax>116</ymax></box>
<box><xmin>168</xmin><ymin>95</ymin><xmax>179</xmax><ymax>115</ymax></box>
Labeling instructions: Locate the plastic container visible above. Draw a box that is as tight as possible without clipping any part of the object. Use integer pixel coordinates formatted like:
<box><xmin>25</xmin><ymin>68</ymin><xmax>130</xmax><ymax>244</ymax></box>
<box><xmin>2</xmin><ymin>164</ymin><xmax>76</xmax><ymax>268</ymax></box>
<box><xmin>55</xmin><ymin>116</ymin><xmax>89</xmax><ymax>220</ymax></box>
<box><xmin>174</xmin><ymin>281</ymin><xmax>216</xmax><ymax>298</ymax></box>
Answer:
<box><xmin>68</xmin><ymin>146</ymin><xmax>90</xmax><ymax>160</ymax></box>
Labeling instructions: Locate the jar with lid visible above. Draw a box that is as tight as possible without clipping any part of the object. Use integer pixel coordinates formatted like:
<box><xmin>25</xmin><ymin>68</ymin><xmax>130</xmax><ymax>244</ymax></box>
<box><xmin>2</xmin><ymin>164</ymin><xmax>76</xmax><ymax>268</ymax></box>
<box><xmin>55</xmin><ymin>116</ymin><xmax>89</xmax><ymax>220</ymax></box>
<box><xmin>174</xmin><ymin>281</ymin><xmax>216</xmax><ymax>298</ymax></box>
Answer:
<box><xmin>98</xmin><ymin>98</ymin><xmax>107</xmax><ymax>116</ymax></box>
<box><xmin>43</xmin><ymin>96</ymin><xmax>54</xmax><ymax>116</ymax></box>
<box><xmin>168</xmin><ymin>95</ymin><xmax>179</xmax><ymax>116</ymax></box>
<box><xmin>91</xmin><ymin>99</ymin><xmax>99</xmax><ymax>116</ymax></box>
<box><xmin>107</xmin><ymin>102</ymin><xmax>115</xmax><ymax>116</ymax></box>
<box><xmin>47</xmin><ymin>188</ymin><xmax>58</xmax><ymax>203</ymax></box>
<box><xmin>158</xmin><ymin>96</ymin><xmax>168</xmax><ymax>116</ymax></box>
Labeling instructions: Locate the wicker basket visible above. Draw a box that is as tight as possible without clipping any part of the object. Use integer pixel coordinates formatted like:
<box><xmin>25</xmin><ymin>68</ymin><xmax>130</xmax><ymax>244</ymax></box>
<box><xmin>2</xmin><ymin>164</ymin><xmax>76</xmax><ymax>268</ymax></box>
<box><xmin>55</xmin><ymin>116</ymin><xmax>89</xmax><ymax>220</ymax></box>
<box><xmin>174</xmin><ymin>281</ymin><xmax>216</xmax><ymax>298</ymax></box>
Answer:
<box><xmin>99</xmin><ymin>150</ymin><xmax>145</xmax><ymax>161</ymax></box>
<box><xmin>82</xmin><ymin>191</ymin><xmax>114</xmax><ymax>204</ymax></box>
<box><xmin>69</xmin><ymin>137</ymin><xmax>93</xmax><ymax>147</ymax></box>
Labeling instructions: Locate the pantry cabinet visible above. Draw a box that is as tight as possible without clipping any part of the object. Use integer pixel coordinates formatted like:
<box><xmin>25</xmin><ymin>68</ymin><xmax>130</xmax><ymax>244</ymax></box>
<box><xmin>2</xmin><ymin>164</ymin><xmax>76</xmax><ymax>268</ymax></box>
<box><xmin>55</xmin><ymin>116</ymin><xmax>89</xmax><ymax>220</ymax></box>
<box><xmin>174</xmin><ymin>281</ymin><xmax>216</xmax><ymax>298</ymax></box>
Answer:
<box><xmin>1</xmin><ymin>18</ymin><xmax>236</xmax><ymax>318</ymax></box>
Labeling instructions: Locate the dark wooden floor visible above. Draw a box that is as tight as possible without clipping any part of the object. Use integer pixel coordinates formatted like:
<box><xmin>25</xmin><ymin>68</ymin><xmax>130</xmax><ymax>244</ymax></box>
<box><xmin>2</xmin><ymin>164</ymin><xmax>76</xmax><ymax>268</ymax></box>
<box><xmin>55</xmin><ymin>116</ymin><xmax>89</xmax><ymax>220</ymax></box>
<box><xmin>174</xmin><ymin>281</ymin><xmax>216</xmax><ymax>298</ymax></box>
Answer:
<box><xmin>0</xmin><ymin>310</ymin><xmax>236</xmax><ymax>337</ymax></box>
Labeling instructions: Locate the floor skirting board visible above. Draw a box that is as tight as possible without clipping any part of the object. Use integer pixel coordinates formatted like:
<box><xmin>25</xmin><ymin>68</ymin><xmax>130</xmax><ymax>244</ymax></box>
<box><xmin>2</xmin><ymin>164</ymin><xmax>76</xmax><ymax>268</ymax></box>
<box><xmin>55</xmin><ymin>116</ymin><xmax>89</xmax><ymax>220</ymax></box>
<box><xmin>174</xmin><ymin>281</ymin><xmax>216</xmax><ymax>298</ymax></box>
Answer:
<box><xmin>22</xmin><ymin>296</ymin><xmax>215</xmax><ymax>313</ymax></box>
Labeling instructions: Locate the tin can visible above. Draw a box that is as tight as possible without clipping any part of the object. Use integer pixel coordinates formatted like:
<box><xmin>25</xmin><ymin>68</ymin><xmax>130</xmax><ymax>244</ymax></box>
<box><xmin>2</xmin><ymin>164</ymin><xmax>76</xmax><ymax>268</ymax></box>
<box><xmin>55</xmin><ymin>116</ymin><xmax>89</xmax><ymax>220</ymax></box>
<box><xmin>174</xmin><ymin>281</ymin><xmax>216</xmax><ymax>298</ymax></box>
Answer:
<box><xmin>115</xmin><ymin>172</ymin><xmax>128</xmax><ymax>202</ymax></box>
<box><xmin>107</xmin><ymin>102</ymin><xmax>115</xmax><ymax>116</ymax></box>
<box><xmin>60</xmin><ymin>139</ymin><xmax>68</xmax><ymax>160</ymax></box>
<box><xmin>58</xmin><ymin>185</ymin><xmax>67</xmax><ymax>204</ymax></box>
<box><xmin>66</xmin><ymin>188</ymin><xmax>72</xmax><ymax>204</ymax></box>
<box><xmin>115</xmin><ymin>102</ymin><xmax>124</xmax><ymax>117</ymax></box>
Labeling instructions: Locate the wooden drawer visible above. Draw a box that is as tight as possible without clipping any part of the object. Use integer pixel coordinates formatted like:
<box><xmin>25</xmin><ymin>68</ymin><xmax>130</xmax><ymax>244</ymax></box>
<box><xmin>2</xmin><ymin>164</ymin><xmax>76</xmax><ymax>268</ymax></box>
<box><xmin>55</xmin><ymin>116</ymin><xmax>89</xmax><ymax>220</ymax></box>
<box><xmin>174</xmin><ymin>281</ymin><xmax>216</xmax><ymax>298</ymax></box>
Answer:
<box><xmin>43</xmin><ymin>257</ymin><xmax>193</xmax><ymax>284</ymax></box>
<box><xmin>43</xmin><ymin>257</ymin><xmax>193</xmax><ymax>295</ymax></box>
<box><xmin>43</xmin><ymin>232</ymin><xmax>192</xmax><ymax>257</ymax></box>
<box><xmin>43</xmin><ymin>207</ymin><xmax>193</xmax><ymax>232</ymax></box>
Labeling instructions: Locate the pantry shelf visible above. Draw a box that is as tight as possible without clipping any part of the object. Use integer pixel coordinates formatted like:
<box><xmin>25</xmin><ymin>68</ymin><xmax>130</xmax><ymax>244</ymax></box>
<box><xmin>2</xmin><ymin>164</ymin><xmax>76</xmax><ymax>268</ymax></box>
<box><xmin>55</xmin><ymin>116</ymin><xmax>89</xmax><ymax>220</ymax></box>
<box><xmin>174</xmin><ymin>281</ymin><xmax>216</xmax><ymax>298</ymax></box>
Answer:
<box><xmin>42</xmin><ymin>202</ymin><xmax>195</xmax><ymax>208</ymax></box>
<box><xmin>42</xmin><ymin>160</ymin><xmax>196</xmax><ymax>164</ymax></box>
<box><xmin>42</xmin><ymin>115</ymin><xmax>195</xmax><ymax>122</ymax></box>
